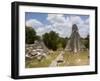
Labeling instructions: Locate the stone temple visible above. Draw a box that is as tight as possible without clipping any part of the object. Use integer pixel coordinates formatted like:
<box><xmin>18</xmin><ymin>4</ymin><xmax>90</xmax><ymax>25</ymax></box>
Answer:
<box><xmin>25</xmin><ymin>40</ymin><xmax>49</xmax><ymax>59</ymax></box>
<box><xmin>65</xmin><ymin>24</ymin><xmax>85</xmax><ymax>53</ymax></box>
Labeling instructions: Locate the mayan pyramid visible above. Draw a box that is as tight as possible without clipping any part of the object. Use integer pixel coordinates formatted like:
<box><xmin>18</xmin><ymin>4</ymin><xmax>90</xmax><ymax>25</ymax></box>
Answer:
<box><xmin>65</xmin><ymin>24</ymin><xmax>85</xmax><ymax>53</ymax></box>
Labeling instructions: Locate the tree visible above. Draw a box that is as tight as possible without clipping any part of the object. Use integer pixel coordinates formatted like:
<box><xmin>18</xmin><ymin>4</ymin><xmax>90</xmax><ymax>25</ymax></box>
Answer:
<box><xmin>42</xmin><ymin>31</ymin><xmax>59</xmax><ymax>50</ymax></box>
<box><xmin>58</xmin><ymin>37</ymin><xmax>67</xmax><ymax>49</ymax></box>
<box><xmin>84</xmin><ymin>35</ymin><xmax>89</xmax><ymax>49</ymax></box>
<box><xmin>25</xmin><ymin>27</ymin><xmax>37</xmax><ymax>44</ymax></box>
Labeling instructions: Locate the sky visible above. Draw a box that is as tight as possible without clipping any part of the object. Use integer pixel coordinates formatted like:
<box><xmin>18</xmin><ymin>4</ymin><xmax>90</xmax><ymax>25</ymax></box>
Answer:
<box><xmin>25</xmin><ymin>12</ymin><xmax>89</xmax><ymax>38</ymax></box>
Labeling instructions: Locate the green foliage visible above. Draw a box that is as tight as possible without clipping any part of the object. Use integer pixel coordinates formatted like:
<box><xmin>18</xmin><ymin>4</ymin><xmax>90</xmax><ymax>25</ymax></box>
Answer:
<box><xmin>43</xmin><ymin>31</ymin><xmax>59</xmax><ymax>50</ymax></box>
<box><xmin>84</xmin><ymin>35</ymin><xmax>89</xmax><ymax>49</ymax></box>
<box><xmin>58</xmin><ymin>37</ymin><xmax>67</xmax><ymax>49</ymax></box>
<box><xmin>35</xmin><ymin>35</ymin><xmax>41</xmax><ymax>41</ymax></box>
<box><xmin>81</xmin><ymin>35</ymin><xmax>89</xmax><ymax>49</ymax></box>
<box><xmin>25</xmin><ymin>27</ymin><xmax>37</xmax><ymax>44</ymax></box>
<box><xmin>42</xmin><ymin>31</ymin><xmax>67</xmax><ymax>50</ymax></box>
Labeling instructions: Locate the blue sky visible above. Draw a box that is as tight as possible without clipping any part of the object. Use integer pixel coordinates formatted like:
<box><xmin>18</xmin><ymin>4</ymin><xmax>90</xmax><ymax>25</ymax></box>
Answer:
<box><xmin>25</xmin><ymin>12</ymin><xmax>89</xmax><ymax>38</ymax></box>
<box><xmin>25</xmin><ymin>12</ymin><xmax>49</xmax><ymax>25</ymax></box>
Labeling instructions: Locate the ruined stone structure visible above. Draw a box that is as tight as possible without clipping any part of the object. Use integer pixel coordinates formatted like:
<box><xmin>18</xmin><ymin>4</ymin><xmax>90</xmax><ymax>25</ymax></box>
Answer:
<box><xmin>65</xmin><ymin>24</ymin><xmax>85</xmax><ymax>53</ymax></box>
<box><xmin>25</xmin><ymin>40</ymin><xmax>49</xmax><ymax>60</ymax></box>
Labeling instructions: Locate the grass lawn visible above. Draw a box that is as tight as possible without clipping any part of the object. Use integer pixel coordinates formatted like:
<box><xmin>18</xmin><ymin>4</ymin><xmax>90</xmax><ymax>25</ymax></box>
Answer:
<box><xmin>25</xmin><ymin>51</ymin><xmax>59</xmax><ymax>68</ymax></box>
<box><xmin>25</xmin><ymin>50</ymin><xmax>89</xmax><ymax>68</ymax></box>
<box><xmin>59</xmin><ymin>51</ymin><xmax>89</xmax><ymax>66</ymax></box>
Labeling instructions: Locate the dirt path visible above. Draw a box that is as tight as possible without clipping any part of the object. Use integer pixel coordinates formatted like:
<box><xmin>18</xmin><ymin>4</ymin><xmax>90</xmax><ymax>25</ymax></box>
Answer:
<box><xmin>49</xmin><ymin>53</ymin><xmax>63</xmax><ymax>67</ymax></box>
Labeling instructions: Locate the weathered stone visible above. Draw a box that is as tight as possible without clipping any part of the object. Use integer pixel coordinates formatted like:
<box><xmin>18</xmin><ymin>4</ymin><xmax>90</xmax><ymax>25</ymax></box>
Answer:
<box><xmin>25</xmin><ymin>40</ymin><xmax>49</xmax><ymax>61</ymax></box>
<box><xmin>65</xmin><ymin>24</ymin><xmax>85</xmax><ymax>53</ymax></box>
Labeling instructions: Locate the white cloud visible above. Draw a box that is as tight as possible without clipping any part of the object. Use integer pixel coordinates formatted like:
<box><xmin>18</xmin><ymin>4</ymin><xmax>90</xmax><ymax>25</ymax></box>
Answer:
<box><xmin>84</xmin><ymin>18</ymin><xmax>89</xmax><ymax>24</ymax></box>
<box><xmin>52</xmin><ymin>22</ymin><xmax>71</xmax><ymax>38</ymax></box>
<box><xmin>36</xmin><ymin>25</ymin><xmax>52</xmax><ymax>36</ymax></box>
<box><xmin>26</xmin><ymin>19</ymin><xmax>53</xmax><ymax>36</ymax></box>
<box><xmin>47</xmin><ymin>14</ymin><xmax>66</xmax><ymax>24</ymax></box>
<box><xmin>47</xmin><ymin>14</ymin><xmax>89</xmax><ymax>38</ymax></box>
<box><xmin>47</xmin><ymin>14</ymin><xmax>71</xmax><ymax>38</ymax></box>
<box><xmin>26</xmin><ymin>14</ymin><xmax>89</xmax><ymax>38</ymax></box>
<box><xmin>69</xmin><ymin>16</ymin><xmax>84</xmax><ymax>24</ymax></box>
<box><xmin>25</xmin><ymin>19</ymin><xmax>43</xmax><ymax>28</ymax></box>
<box><xmin>78</xmin><ymin>24</ymin><xmax>89</xmax><ymax>38</ymax></box>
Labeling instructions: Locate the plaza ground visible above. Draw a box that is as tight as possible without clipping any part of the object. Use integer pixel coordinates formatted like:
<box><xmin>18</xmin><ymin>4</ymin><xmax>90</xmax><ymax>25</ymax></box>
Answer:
<box><xmin>25</xmin><ymin>51</ymin><xmax>89</xmax><ymax>68</ymax></box>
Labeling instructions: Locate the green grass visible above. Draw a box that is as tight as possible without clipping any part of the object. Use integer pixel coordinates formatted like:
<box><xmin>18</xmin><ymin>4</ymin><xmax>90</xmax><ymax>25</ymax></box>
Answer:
<box><xmin>25</xmin><ymin>51</ymin><xmax>89</xmax><ymax>68</ymax></box>
<box><xmin>25</xmin><ymin>51</ymin><xmax>59</xmax><ymax>68</ymax></box>
<box><xmin>61</xmin><ymin>51</ymin><xmax>89</xmax><ymax>66</ymax></box>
